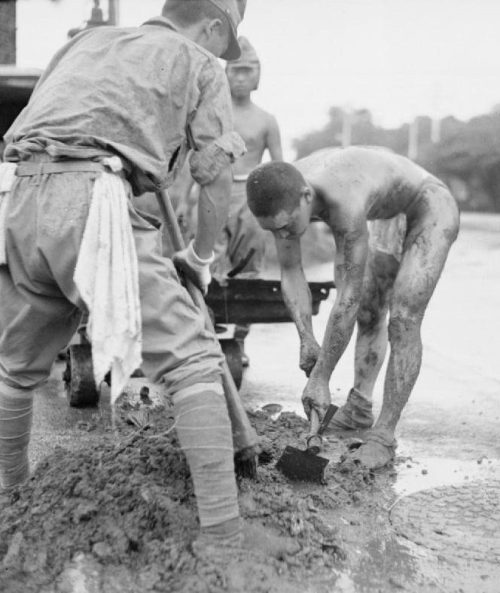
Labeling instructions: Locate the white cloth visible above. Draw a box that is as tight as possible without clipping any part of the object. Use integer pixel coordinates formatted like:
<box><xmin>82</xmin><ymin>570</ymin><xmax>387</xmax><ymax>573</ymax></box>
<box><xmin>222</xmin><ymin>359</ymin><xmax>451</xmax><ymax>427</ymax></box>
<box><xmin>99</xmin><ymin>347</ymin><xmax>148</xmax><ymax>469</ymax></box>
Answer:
<box><xmin>0</xmin><ymin>163</ymin><xmax>17</xmax><ymax>265</ymax></box>
<box><xmin>368</xmin><ymin>214</ymin><xmax>407</xmax><ymax>263</ymax></box>
<box><xmin>74</xmin><ymin>157</ymin><xmax>142</xmax><ymax>403</ymax></box>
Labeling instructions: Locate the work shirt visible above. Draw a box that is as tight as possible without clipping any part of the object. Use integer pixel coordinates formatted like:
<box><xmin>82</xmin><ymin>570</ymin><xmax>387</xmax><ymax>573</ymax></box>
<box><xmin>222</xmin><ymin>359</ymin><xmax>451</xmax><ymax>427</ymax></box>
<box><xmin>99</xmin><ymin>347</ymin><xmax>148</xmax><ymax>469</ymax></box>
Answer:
<box><xmin>3</xmin><ymin>17</ymin><xmax>244</xmax><ymax>195</ymax></box>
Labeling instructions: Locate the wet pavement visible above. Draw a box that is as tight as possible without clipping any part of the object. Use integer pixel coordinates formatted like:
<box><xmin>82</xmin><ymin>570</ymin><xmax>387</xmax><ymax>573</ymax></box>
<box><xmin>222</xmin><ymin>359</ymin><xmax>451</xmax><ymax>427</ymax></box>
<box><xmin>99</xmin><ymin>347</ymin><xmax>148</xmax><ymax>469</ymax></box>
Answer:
<box><xmin>29</xmin><ymin>212</ymin><xmax>500</xmax><ymax>592</ymax></box>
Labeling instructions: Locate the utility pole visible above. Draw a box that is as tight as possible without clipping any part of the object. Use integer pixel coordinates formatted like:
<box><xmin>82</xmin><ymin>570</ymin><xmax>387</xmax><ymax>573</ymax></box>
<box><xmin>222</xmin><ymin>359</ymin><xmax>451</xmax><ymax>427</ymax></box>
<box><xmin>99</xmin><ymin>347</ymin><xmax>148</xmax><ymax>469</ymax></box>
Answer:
<box><xmin>0</xmin><ymin>0</ymin><xmax>16</xmax><ymax>64</ymax></box>
<box><xmin>431</xmin><ymin>117</ymin><xmax>441</xmax><ymax>144</ymax></box>
<box><xmin>431</xmin><ymin>82</ymin><xmax>442</xmax><ymax>144</ymax></box>
<box><xmin>408</xmin><ymin>118</ymin><xmax>419</xmax><ymax>161</ymax></box>
<box><xmin>108</xmin><ymin>0</ymin><xmax>119</xmax><ymax>25</ymax></box>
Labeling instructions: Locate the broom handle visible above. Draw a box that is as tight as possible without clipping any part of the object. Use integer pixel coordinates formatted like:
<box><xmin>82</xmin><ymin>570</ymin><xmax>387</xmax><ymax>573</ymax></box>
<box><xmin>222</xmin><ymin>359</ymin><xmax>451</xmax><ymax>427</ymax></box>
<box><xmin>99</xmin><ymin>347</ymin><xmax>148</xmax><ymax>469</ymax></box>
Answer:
<box><xmin>155</xmin><ymin>190</ymin><xmax>259</xmax><ymax>455</ymax></box>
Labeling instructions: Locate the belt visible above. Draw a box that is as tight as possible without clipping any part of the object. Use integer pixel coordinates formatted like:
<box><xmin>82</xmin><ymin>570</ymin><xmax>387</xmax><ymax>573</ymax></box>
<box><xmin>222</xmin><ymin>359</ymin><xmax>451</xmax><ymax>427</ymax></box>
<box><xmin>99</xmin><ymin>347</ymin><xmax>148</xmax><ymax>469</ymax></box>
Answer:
<box><xmin>15</xmin><ymin>161</ymin><xmax>106</xmax><ymax>177</ymax></box>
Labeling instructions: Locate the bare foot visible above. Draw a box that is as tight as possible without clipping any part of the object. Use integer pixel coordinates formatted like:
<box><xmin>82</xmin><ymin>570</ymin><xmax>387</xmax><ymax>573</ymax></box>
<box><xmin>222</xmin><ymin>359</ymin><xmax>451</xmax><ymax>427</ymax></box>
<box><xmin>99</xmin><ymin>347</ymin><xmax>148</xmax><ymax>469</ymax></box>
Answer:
<box><xmin>350</xmin><ymin>440</ymin><xmax>395</xmax><ymax>469</ymax></box>
<box><xmin>241</xmin><ymin>523</ymin><xmax>300</xmax><ymax>559</ymax></box>
<box><xmin>340</xmin><ymin>429</ymin><xmax>397</xmax><ymax>470</ymax></box>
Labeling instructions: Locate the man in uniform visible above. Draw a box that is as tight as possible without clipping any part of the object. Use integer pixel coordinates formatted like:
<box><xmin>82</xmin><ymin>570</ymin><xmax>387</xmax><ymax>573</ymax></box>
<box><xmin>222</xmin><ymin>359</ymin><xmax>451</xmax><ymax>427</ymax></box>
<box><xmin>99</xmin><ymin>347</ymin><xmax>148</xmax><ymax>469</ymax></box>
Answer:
<box><xmin>0</xmin><ymin>0</ymin><xmax>249</xmax><ymax>547</ymax></box>
<box><xmin>247</xmin><ymin>146</ymin><xmax>459</xmax><ymax>469</ymax></box>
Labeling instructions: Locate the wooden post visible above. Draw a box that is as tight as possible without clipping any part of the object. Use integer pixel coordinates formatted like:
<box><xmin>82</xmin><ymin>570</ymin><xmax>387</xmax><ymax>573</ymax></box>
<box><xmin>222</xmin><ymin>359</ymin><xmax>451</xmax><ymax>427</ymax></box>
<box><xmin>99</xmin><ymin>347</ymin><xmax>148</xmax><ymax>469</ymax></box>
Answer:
<box><xmin>0</xmin><ymin>0</ymin><xmax>16</xmax><ymax>65</ymax></box>
<box><xmin>108</xmin><ymin>0</ymin><xmax>120</xmax><ymax>25</ymax></box>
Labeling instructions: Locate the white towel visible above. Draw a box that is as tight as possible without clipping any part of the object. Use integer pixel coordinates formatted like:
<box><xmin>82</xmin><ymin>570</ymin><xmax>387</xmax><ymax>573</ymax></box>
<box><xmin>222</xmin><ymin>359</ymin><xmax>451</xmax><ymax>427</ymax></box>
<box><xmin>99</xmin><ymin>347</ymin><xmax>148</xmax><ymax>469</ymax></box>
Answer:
<box><xmin>0</xmin><ymin>163</ymin><xmax>17</xmax><ymax>265</ymax></box>
<box><xmin>74</xmin><ymin>157</ymin><xmax>142</xmax><ymax>403</ymax></box>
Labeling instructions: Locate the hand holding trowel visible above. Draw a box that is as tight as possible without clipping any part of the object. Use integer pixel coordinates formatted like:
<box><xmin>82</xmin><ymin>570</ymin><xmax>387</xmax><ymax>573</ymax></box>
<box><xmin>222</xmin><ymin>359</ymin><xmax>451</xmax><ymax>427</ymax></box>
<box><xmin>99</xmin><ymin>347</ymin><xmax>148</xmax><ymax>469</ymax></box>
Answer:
<box><xmin>276</xmin><ymin>403</ymin><xmax>338</xmax><ymax>482</ymax></box>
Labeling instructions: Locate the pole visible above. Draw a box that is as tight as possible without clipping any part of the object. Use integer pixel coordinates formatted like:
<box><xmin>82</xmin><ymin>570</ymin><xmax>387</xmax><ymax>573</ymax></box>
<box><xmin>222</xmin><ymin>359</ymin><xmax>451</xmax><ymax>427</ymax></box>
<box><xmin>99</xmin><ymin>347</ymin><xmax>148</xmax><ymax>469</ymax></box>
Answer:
<box><xmin>154</xmin><ymin>189</ymin><xmax>260</xmax><ymax>472</ymax></box>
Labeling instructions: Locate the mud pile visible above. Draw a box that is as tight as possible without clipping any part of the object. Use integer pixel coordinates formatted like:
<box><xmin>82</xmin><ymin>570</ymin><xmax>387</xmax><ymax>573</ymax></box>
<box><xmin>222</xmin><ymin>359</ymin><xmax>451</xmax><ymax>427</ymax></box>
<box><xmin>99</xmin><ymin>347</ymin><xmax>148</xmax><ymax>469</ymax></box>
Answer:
<box><xmin>0</xmin><ymin>405</ymin><xmax>379</xmax><ymax>593</ymax></box>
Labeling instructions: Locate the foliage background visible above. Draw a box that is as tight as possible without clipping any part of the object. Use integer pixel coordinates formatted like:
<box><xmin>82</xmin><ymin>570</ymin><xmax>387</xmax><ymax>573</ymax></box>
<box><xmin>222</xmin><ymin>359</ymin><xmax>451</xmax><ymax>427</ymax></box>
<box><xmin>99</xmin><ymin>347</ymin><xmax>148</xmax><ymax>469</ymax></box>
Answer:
<box><xmin>293</xmin><ymin>107</ymin><xmax>500</xmax><ymax>213</ymax></box>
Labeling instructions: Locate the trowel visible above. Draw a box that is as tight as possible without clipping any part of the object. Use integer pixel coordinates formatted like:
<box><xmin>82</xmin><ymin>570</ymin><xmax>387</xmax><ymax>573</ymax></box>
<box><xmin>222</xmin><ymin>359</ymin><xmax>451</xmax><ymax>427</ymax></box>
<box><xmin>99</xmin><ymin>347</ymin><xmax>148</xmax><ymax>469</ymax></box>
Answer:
<box><xmin>276</xmin><ymin>404</ymin><xmax>338</xmax><ymax>483</ymax></box>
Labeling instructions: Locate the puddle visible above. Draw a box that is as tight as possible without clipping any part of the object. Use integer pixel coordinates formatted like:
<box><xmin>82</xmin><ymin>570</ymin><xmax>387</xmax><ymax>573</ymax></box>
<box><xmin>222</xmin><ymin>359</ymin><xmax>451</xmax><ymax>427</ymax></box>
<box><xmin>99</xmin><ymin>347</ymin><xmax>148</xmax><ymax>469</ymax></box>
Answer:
<box><xmin>393</xmin><ymin>455</ymin><xmax>500</xmax><ymax>497</ymax></box>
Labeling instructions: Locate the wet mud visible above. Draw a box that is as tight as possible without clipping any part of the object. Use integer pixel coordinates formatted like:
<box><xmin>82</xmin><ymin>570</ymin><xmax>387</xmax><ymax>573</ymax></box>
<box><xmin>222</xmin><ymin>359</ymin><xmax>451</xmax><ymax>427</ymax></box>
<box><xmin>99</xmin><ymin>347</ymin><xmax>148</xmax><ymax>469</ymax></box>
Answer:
<box><xmin>1</xmin><ymin>398</ymin><xmax>498</xmax><ymax>593</ymax></box>
<box><xmin>0</xmin><ymin>404</ymin><xmax>349</xmax><ymax>593</ymax></box>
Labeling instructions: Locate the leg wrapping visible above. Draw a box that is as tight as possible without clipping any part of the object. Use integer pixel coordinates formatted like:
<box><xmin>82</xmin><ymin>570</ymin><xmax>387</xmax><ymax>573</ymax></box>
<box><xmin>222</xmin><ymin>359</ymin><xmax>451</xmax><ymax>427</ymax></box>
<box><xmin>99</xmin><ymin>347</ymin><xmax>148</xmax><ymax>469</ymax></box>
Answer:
<box><xmin>173</xmin><ymin>383</ymin><xmax>240</xmax><ymax>530</ymax></box>
<box><xmin>330</xmin><ymin>388</ymin><xmax>374</xmax><ymax>431</ymax></box>
<box><xmin>0</xmin><ymin>384</ymin><xmax>33</xmax><ymax>489</ymax></box>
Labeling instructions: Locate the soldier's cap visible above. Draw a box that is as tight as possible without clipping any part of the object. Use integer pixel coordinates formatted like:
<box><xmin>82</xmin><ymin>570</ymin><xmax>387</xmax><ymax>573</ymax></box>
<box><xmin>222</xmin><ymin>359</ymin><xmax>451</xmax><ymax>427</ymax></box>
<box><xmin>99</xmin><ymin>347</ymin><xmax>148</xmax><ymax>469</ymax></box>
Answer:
<box><xmin>206</xmin><ymin>0</ymin><xmax>244</xmax><ymax>61</ymax></box>
<box><xmin>227</xmin><ymin>36</ymin><xmax>260</xmax><ymax>68</ymax></box>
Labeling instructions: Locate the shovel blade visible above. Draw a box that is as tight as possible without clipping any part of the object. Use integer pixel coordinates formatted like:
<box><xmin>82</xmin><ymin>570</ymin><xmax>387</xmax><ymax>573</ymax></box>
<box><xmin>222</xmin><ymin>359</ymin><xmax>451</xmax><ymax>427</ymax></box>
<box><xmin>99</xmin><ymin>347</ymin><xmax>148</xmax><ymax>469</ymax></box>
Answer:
<box><xmin>276</xmin><ymin>445</ymin><xmax>329</xmax><ymax>483</ymax></box>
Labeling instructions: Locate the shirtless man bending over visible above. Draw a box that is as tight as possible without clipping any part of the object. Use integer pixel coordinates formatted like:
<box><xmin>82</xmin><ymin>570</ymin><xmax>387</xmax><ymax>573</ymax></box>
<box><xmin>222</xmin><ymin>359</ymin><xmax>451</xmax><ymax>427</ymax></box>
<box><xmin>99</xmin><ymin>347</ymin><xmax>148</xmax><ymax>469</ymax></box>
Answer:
<box><xmin>246</xmin><ymin>146</ymin><xmax>459</xmax><ymax>469</ymax></box>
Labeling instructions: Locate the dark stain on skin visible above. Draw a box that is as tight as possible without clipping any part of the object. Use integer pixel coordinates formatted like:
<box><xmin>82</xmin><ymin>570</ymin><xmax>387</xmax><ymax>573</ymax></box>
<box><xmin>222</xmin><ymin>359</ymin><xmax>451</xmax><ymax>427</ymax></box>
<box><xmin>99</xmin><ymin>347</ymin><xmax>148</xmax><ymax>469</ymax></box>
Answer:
<box><xmin>363</xmin><ymin>351</ymin><xmax>379</xmax><ymax>367</ymax></box>
<box><xmin>367</xmin><ymin>177</ymin><xmax>419</xmax><ymax>219</ymax></box>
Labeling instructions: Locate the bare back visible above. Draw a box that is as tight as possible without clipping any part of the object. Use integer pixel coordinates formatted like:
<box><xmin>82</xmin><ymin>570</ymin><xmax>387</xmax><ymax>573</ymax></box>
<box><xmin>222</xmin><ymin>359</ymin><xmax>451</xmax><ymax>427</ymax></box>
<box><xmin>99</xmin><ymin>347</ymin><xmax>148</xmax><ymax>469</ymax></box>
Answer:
<box><xmin>296</xmin><ymin>147</ymin><xmax>434</xmax><ymax>228</ymax></box>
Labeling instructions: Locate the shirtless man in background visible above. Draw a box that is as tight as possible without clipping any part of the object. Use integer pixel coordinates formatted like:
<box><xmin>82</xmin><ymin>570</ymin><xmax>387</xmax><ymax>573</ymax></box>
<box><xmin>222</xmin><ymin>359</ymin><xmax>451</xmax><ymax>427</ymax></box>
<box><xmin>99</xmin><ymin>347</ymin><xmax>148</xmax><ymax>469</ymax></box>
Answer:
<box><xmin>246</xmin><ymin>146</ymin><xmax>460</xmax><ymax>469</ymax></box>
<box><xmin>212</xmin><ymin>36</ymin><xmax>282</xmax><ymax>277</ymax></box>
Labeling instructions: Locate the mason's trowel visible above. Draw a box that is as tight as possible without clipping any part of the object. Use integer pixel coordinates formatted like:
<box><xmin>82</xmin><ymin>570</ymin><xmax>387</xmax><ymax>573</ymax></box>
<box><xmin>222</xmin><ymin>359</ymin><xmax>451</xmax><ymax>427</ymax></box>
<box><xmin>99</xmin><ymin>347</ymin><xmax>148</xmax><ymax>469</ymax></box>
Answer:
<box><xmin>276</xmin><ymin>404</ymin><xmax>338</xmax><ymax>483</ymax></box>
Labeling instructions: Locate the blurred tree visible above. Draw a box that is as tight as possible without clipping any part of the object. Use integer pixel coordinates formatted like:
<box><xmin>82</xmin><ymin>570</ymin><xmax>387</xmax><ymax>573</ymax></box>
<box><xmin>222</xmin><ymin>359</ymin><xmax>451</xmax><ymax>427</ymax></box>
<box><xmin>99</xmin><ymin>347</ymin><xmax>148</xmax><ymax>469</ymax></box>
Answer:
<box><xmin>294</xmin><ymin>106</ymin><xmax>500</xmax><ymax>212</ymax></box>
<box><xmin>0</xmin><ymin>0</ymin><xmax>16</xmax><ymax>64</ymax></box>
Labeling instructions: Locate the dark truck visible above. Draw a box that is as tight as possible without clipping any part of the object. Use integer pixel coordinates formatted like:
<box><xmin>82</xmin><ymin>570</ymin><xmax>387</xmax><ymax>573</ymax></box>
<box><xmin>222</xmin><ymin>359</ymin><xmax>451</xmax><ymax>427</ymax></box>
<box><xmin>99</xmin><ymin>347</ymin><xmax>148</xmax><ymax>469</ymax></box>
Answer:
<box><xmin>0</xmin><ymin>65</ymin><xmax>42</xmax><ymax>156</ymax></box>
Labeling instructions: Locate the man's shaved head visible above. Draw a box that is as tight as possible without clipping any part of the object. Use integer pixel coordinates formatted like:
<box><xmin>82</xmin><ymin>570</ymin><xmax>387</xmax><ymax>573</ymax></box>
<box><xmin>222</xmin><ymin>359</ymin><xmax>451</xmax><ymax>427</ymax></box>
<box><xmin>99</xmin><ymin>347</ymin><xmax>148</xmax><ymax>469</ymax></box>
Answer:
<box><xmin>247</xmin><ymin>162</ymin><xmax>306</xmax><ymax>218</ymax></box>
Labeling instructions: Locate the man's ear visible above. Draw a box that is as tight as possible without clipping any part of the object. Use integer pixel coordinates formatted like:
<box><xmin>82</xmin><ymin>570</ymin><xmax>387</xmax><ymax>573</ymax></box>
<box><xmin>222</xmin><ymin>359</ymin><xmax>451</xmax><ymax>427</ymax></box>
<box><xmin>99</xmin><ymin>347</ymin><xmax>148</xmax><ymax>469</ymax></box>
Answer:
<box><xmin>207</xmin><ymin>17</ymin><xmax>224</xmax><ymax>36</ymax></box>
<box><xmin>302</xmin><ymin>186</ymin><xmax>313</xmax><ymax>204</ymax></box>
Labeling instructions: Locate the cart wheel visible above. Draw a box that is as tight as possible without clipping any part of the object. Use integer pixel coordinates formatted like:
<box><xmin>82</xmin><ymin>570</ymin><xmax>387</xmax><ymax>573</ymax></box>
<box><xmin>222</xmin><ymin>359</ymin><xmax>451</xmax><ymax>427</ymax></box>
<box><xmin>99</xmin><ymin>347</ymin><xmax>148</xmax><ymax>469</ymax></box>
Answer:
<box><xmin>220</xmin><ymin>338</ymin><xmax>243</xmax><ymax>390</ymax></box>
<box><xmin>63</xmin><ymin>343</ymin><xmax>100</xmax><ymax>407</ymax></box>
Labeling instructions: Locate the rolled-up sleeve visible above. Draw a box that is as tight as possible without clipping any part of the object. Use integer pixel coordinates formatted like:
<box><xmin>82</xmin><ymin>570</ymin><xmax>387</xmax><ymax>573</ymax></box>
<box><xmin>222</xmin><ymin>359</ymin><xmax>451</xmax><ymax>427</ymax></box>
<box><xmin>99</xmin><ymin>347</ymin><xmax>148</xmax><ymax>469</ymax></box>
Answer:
<box><xmin>187</xmin><ymin>62</ymin><xmax>246</xmax><ymax>185</ymax></box>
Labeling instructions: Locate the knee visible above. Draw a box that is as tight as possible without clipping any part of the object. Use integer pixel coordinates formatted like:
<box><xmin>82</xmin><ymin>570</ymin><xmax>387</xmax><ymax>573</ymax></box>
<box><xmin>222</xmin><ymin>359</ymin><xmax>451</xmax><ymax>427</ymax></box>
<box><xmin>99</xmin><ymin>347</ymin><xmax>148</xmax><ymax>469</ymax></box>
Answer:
<box><xmin>357</xmin><ymin>304</ymin><xmax>384</xmax><ymax>333</ymax></box>
<box><xmin>388</xmin><ymin>312</ymin><xmax>421</xmax><ymax>343</ymax></box>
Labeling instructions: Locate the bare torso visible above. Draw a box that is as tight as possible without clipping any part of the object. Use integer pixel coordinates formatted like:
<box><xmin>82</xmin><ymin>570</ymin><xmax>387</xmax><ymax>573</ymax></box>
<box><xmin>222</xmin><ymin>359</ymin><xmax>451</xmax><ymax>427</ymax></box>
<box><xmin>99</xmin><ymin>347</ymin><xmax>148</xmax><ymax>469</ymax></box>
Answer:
<box><xmin>296</xmin><ymin>147</ymin><xmax>434</xmax><ymax>230</ymax></box>
<box><xmin>232</xmin><ymin>100</ymin><xmax>282</xmax><ymax>176</ymax></box>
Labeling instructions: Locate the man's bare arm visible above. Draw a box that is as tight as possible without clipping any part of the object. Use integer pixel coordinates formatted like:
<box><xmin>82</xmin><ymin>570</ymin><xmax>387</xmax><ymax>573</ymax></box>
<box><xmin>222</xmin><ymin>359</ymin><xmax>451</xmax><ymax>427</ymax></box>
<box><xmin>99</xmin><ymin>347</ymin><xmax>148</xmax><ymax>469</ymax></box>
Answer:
<box><xmin>301</xmin><ymin>225</ymin><xmax>368</xmax><ymax>417</ymax></box>
<box><xmin>266</xmin><ymin>115</ymin><xmax>283</xmax><ymax>162</ymax></box>
<box><xmin>194</xmin><ymin>167</ymin><xmax>232</xmax><ymax>259</ymax></box>
<box><xmin>311</xmin><ymin>227</ymin><xmax>368</xmax><ymax>381</ymax></box>
<box><xmin>275</xmin><ymin>235</ymin><xmax>321</xmax><ymax>374</ymax></box>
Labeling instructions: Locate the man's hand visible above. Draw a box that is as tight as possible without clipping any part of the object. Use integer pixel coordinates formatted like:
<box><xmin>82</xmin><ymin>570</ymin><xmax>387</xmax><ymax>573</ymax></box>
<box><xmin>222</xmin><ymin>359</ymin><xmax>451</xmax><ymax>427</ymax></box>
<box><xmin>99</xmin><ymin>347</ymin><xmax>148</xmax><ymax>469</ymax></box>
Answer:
<box><xmin>299</xmin><ymin>339</ymin><xmax>321</xmax><ymax>377</ymax></box>
<box><xmin>173</xmin><ymin>240</ymin><xmax>214</xmax><ymax>294</ymax></box>
<box><xmin>302</xmin><ymin>380</ymin><xmax>331</xmax><ymax>421</ymax></box>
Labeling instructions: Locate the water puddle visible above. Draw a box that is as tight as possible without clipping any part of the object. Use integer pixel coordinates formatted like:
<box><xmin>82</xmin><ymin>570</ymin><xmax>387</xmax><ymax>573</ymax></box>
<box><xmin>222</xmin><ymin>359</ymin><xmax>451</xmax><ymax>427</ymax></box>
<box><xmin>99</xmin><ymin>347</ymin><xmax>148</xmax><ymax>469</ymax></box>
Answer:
<box><xmin>392</xmin><ymin>455</ymin><xmax>500</xmax><ymax>498</ymax></box>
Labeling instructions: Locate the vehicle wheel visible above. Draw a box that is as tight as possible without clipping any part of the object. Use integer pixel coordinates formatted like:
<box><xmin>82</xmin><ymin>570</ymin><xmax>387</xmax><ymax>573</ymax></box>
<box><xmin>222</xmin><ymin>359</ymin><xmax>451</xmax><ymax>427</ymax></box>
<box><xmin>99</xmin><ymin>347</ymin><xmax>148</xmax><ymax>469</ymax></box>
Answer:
<box><xmin>219</xmin><ymin>338</ymin><xmax>243</xmax><ymax>390</ymax></box>
<box><xmin>63</xmin><ymin>343</ymin><xmax>100</xmax><ymax>407</ymax></box>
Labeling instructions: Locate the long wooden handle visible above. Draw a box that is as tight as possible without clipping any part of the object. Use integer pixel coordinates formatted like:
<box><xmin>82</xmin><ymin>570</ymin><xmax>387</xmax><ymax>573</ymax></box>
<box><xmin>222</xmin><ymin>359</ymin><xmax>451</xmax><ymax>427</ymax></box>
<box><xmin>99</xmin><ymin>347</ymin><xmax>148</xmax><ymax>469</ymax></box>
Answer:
<box><xmin>306</xmin><ymin>409</ymin><xmax>321</xmax><ymax>449</ymax></box>
<box><xmin>155</xmin><ymin>190</ymin><xmax>259</xmax><ymax>455</ymax></box>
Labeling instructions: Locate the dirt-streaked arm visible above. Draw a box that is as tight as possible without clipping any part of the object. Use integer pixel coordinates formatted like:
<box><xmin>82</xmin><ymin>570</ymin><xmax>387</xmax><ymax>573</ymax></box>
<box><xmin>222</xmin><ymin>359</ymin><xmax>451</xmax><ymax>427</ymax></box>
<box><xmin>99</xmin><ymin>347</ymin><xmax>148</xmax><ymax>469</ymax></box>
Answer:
<box><xmin>302</xmin><ymin>223</ymin><xmax>368</xmax><ymax>416</ymax></box>
<box><xmin>275</xmin><ymin>235</ymin><xmax>321</xmax><ymax>375</ymax></box>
